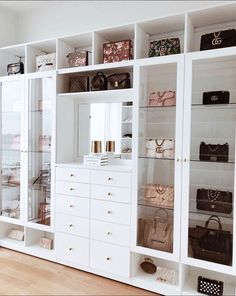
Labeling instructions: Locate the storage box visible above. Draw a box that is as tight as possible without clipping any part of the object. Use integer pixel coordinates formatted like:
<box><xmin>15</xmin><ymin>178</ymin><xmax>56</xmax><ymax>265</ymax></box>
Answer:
<box><xmin>36</xmin><ymin>53</ymin><xmax>56</xmax><ymax>71</ymax></box>
<box><xmin>103</xmin><ymin>40</ymin><xmax>133</xmax><ymax>64</ymax></box>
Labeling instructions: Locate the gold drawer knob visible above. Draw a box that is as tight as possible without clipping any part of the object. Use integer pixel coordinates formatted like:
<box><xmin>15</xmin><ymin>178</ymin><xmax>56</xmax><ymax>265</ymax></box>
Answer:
<box><xmin>106</xmin><ymin>257</ymin><xmax>111</xmax><ymax>261</ymax></box>
<box><xmin>69</xmin><ymin>248</ymin><xmax>73</xmax><ymax>251</ymax></box>
<box><xmin>107</xmin><ymin>210</ymin><xmax>112</xmax><ymax>214</ymax></box>
<box><xmin>106</xmin><ymin>231</ymin><xmax>111</xmax><ymax>236</ymax></box>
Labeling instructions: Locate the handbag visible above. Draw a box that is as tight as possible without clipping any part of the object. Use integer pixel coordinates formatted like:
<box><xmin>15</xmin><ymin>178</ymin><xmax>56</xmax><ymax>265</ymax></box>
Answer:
<box><xmin>197</xmin><ymin>276</ymin><xmax>223</xmax><ymax>296</ymax></box>
<box><xmin>203</xmin><ymin>91</ymin><xmax>230</xmax><ymax>105</ymax></box>
<box><xmin>103</xmin><ymin>39</ymin><xmax>133</xmax><ymax>63</ymax></box>
<box><xmin>149</xmin><ymin>38</ymin><xmax>180</xmax><ymax>57</ymax></box>
<box><xmin>67</xmin><ymin>50</ymin><xmax>89</xmax><ymax>67</ymax></box>
<box><xmin>36</xmin><ymin>53</ymin><xmax>56</xmax><ymax>71</ymax></box>
<box><xmin>156</xmin><ymin>266</ymin><xmax>176</xmax><ymax>285</ymax></box>
<box><xmin>140</xmin><ymin>258</ymin><xmax>156</xmax><ymax>274</ymax></box>
<box><xmin>8</xmin><ymin>163</ymin><xmax>21</xmax><ymax>186</ymax></box>
<box><xmin>145</xmin><ymin>139</ymin><xmax>175</xmax><ymax>159</ymax></box>
<box><xmin>149</xmin><ymin>91</ymin><xmax>176</xmax><ymax>107</ymax></box>
<box><xmin>38</xmin><ymin>135</ymin><xmax>51</xmax><ymax>152</ymax></box>
<box><xmin>91</xmin><ymin>72</ymin><xmax>108</xmax><ymax>91</ymax></box>
<box><xmin>144</xmin><ymin>184</ymin><xmax>174</xmax><ymax>208</ymax></box>
<box><xmin>200</xmin><ymin>29</ymin><xmax>236</xmax><ymax>51</ymax></box>
<box><xmin>10</xmin><ymin>134</ymin><xmax>21</xmax><ymax>150</ymax></box>
<box><xmin>69</xmin><ymin>76</ymin><xmax>89</xmax><ymax>92</ymax></box>
<box><xmin>199</xmin><ymin>142</ymin><xmax>229</xmax><ymax>162</ymax></box>
<box><xmin>7</xmin><ymin>62</ymin><xmax>24</xmax><ymax>75</ymax></box>
<box><xmin>196</xmin><ymin>188</ymin><xmax>232</xmax><ymax>214</ymax></box>
<box><xmin>107</xmin><ymin>73</ymin><xmax>131</xmax><ymax>89</ymax></box>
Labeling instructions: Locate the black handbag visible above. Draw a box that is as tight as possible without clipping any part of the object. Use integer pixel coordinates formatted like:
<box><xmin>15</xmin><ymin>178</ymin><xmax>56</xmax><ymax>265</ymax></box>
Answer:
<box><xmin>7</xmin><ymin>62</ymin><xmax>24</xmax><ymax>75</ymax></box>
<box><xmin>69</xmin><ymin>76</ymin><xmax>89</xmax><ymax>92</ymax></box>
<box><xmin>203</xmin><ymin>91</ymin><xmax>230</xmax><ymax>105</ymax></box>
<box><xmin>197</xmin><ymin>276</ymin><xmax>223</xmax><ymax>296</ymax></box>
<box><xmin>200</xmin><ymin>29</ymin><xmax>236</xmax><ymax>51</ymax></box>
<box><xmin>108</xmin><ymin>73</ymin><xmax>131</xmax><ymax>89</ymax></box>
<box><xmin>199</xmin><ymin>142</ymin><xmax>229</xmax><ymax>162</ymax></box>
<box><xmin>91</xmin><ymin>72</ymin><xmax>107</xmax><ymax>91</ymax></box>
<box><xmin>196</xmin><ymin>188</ymin><xmax>233</xmax><ymax>214</ymax></box>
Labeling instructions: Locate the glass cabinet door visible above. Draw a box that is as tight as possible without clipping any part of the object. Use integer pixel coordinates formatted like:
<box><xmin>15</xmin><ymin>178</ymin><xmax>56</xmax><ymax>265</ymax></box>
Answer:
<box><xmin>0</xmin><ymin>78</ymin><xmax>23</xmax><ymax>220</ymax></box>
<box><xmin>27</xmin><ymin>76</ymin><xmax>54</xmax><ymax>226</ymax></box>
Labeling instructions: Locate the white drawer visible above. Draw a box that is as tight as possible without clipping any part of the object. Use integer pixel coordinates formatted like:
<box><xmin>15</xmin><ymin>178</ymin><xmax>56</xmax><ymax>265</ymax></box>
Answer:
<box><xmin>55</xmin><ymin>195</ymin><xmax>89</xmax><ymax>218</ymax></box>
<box><xmin>56</xmin><ymin>167</ymin><xmax>90</xmax><ymax>183</ymax></box>
<box><xmin>90</xmin><ymin>240</ymin><xmax>130</xmax><ymax>278</ymax></box>
<box><xmin>90</xmin><ymin>220</ymin><xmax>130</xmax><ymax>247</ymax></box>
<box><xmin>55</xmin><ymin>213</ymin><xmax>89</xmax><ymax>238</ymax></box>
<box><xmin>56</xmin><ymin>181</ymin><xmax>90</xmax><ymax>197</ymax></box>
<box><xmin>56</xmin><ymin>233</ymin><xmax>89</xmax><ymax>267</ymax></box>
<box><xmin>91</xmin><ymin>170</ymin><xmax>131</xmax><ymax>188</ymax></box>
<box><xmin>91</xmin><ymin>200</ymin><xmax>130</xmax><ymax>225</ymax></box>
<box><xmin>91</xmin><ymin>185</ymin><xmax>130</xmax><ymax>204</ymax></box>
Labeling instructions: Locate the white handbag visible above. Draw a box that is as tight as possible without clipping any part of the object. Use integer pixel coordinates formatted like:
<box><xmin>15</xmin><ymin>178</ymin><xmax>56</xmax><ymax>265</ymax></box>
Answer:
<box><xmin>36</xmin><ymin>53</ymin><xmax>56</xmax><ymax>72</ymax></box>
<box><xmin>156</xmin><ymin>266</ymin><xmax>176</xmax><ymax>285</ymax></box>
<box><xmin>145</xmin><ymin>139</ymin><xmax>175</xmax><ymax>159</ymax></box>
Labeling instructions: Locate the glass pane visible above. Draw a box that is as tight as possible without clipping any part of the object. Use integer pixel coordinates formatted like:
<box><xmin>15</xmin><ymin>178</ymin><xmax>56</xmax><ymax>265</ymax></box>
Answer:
<box><xmin>1</xmin><ymin>80</ymin><xmax>22</xmax><ymax>220</ymax></box>
<box><xmin>137</xmin><ymin>63</ymin><xmax>177</xmax><ymax>253</ymax></box>
<box><xmin>28</xmin><ymin>77</ymin><xmax>53</xmax><ymax>226</ymax></box>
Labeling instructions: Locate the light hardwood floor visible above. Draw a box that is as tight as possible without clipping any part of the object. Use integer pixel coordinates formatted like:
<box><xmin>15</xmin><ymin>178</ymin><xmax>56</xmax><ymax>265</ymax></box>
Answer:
<box><xmin>0</xmin><ymin>248</ymin><xmax>156</xmax><ymax>295</ymax></box>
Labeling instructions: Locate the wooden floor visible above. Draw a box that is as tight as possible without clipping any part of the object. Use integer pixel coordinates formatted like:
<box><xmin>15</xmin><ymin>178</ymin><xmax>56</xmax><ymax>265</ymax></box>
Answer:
<box><xmin>0</xmin><ymin>248</ymin><xmax>156</xmax><ymax>295</ymax></box>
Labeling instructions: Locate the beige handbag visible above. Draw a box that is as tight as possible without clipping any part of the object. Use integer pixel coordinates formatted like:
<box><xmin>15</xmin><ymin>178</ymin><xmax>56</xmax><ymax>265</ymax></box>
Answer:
<box><xmin>145</xmin><ymin>139</ymin><xmax>175</xmax><ymax>159</ymax></box>
<box><xmin>38</xmin><ymin>135</ymin><xmax>51</xmax><ymax>152</ymax></box>
<box><xmin>144</xmin><ymin>184</ymin><xmax>174</xmax><ymax>208</ymax></box>
<box><xmin>156</xmin><ymin>266</ymin><xmax>176</xmax><ymax>285</ymax></box>
<box><xmin>149</xmin><ymin>91</ymin><xmax>176</xmax><ymax>107</ymax></box>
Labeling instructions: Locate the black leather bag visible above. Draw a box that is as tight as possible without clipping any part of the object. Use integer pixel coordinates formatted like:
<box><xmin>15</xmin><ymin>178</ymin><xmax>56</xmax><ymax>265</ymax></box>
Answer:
<box><xmin>203</xmin><ymin>91</ymin><xmax>230</xmax><ymax>105</ymax></box>
<box><xmin>200</xmin><ymin>29</ymin><xmax>236</xmax><ymax>51</ymax></box>
<box><xmin>91</xmin><ymin>72</ymin><xmax>107</xmax><ymax>91</ymax></box>
<box><xmin>7</xmin><ymin>62</ymin><xmax>24</xmax><ymax>75</ymax></box>
<box><xmin>199</xmin><ymin>142</ymin><xmax>229</xmax><ymax>162</ymax></box>
<box><xmin>197</xmin><ymin>276</ymin><xmax>223</xmax><ymax>296</ymax></box>
<box><xmin>108</xmin><ymin>73</ymin><xmax>131</xmax><ymax>89</ymax></box>
<box><xmin>69</xmin><ymin>76</ymin><xmax>89</xmax><ymax>92</ymax></box>
<box><xmin>196</xmin><ymin>188</ymin><xmax>233</xmax><ymax>214</ymax></box>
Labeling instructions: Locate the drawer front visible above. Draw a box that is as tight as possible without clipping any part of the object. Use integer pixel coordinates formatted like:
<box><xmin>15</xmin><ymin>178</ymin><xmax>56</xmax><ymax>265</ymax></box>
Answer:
<box><xmin>56</xmin><ymin>181</ymin><xmax>90</xmax><ymax>197</ymax></box>
<box><xmin>55</xmin><ymin>195</ymin><xmax>90</xmax><ymax>218</ymax></box>
<box><xmin>91</xmin><ymin>200</ymin><xmax>130</xmax><ymax>225</ymax></box>
<box><xmin>91</xmin><ymin>185</ymin><xmax>130</xmax><ymax>204</ymax></box>
<box><xmin>91</xmin><ymin>170</ymin><xmax>131</xmax><ymax>188</ymax></box>
<box><xmin>56</xmin><ymin>167</ymin><xmax>90</xmax><ymax>183</ymax></box>
<box><xmin>55</xmin><ymin>213</ymin><xmax>89</xmax><ymax>238</ymax></box>
<box><xmin>90</xmin><ymin>220</ymin><xmax>130</xmax><ymax>247</ymax></box>
<box><xmin>56</xmin><ymin>233</ymin><xmax>89</xmax><ymax>266</ymax></box>
<box><xmin>90</xmin><ymin>240</ymin><xmax>130</xmax><ymax>278</ymax></box>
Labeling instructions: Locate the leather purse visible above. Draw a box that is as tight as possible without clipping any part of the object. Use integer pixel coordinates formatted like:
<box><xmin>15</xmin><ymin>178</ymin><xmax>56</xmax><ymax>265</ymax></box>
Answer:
<box><xmin>196</xmin><ymin>188</ymin><xmax>232</xmax><ymax>214</ymax></box>
<box><xmin>203</xmin><ymin>91</ymin><xmax>230</xmax><ymax>105</ymax></box>
<box><xmin>200</xmin><ymin>29</ymin><xmax>236</xmax><ymax>51</ymax></box>
<box><xmin>69</xmin><ymin>76</ymin><xmax>89</xmax><ymax>92</ymax></box>
<box><xmin>67</xmin><ymin>50</ymin><xmax>89</xmax><ymax>67</ymax></box>
<box><xmin>199</xmin><ymin>142</ymin><xmax>229</xmax><ymax>162</ymax></box>
<box><xmin>197</xmin><ymin>276</ymin><xmax>223</xmax><ymax>296</ymax></box>
<box><xmin>140</xmin><ymin>258</ymin><xmax>156</xmax><ymax>274</ymax></box>
<box><xmin>144</xmin><ymin>184</ymin><xmax>174</xmax><ymax>208</ymax></box>
<box><xmin>156</xmin><ymin>266</ymin><xmax>176</xmax><ymax>285</ymax></box>
<box><xmin>145</xmin><ymin>139</ymin><xmax>175</xmax><ymax>159</ymax></box>
<box><xmin>103</xmin><ymin>39</ymin><xmax>133</xmax><ymax>63</ymax></box>
<box><xmin>91</xmin><ymin>72</ymin><xmax>108</xmax><ymax>91</ymax></box>
<box><xmin>38</xmin><ymin>135</ymin><xmax>51</xmax><ymax>152</ymax></box>
<box><xmin>7</xmin><ymin>62</ymin><xmax>24</xmax><ymax>75</ymax></box>
<box><xmin>108</xmin><ymin>73</ymin><xmax>131</xmax><ymax>89</ymax></box>
<box><xmin>149</xmin><ymin>91</ymin><xmax>176</xmax><ymax>107</ymax></box>
<box><xmin>36</xmin><ymin>53</ymin><xmax>56</xmax><ymax>71</ymax></box>
<box><xmin>149</xmin><ymin>38</ymin><xmax>180</xmax><ymax>57</ymax></box>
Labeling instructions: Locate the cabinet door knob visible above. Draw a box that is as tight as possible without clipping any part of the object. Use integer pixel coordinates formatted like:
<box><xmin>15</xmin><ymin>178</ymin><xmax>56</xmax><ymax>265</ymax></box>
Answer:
<box><xmin>69</xmin><ymin>224</ymin><xmax>73</xmax><ymax>228</ymax></box>
<box><xmin>70</xmin><ymin>188</ymin><xmax>74</xmax><ymax>191</ymax></box>
<box><xmin>70</xmin><ymin>173</ymin><xmax>74</xmax><ymax>177</ymax></box>
<box><xmin>107</xmin><ymin>177</ymin><xmax>112</xmax><ymax>181</ymax></box>
<box><xmin>106</xmin><ymin>257</ymin><xmax>111</xmax><ymax>261</ymax></box>
<box><xmin>107</xmin><ymin>210</ymin><xmax>112</xmax><ymax>214</ymax></box>
<box><xmin>69</xmin><ymin>204</ymin><xmax>74</xmax><ymax>208</ymax></box>
<box><xmin>69</xmin><ymin>248</ymin><xmax>73</xmax><ymax>251</ymax></box>
<box><xmin>107</xmin><ymin>192</ymin><xmax>112</xmax><ymax>197</ymax></box>
<box><xmin>106</xmin><ymin>231</ymin><xmax>111</xmax><ymax>236</ymax></box>
<box><xmin>176</xmin><ymin>158</ymin><xmax>180</xmax><ymax>162</ymax></box>
<box><xmin>184</xmin><ymin>158</ymin><xmax>187</xmax><ymax>162</ymax></box>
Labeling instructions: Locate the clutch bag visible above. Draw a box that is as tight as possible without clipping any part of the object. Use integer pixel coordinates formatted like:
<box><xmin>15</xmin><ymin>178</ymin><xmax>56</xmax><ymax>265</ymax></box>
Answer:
<box><xmin>197</xmin><ymin>276</ymin><xmax>223</xmax><ymax>296</ymax></box>
<box><xmin>149</xmin><ymin>91</ymin><xmax>176</xmax><ymax>107</ymax></box>
<box><xmin>203</xmin><ymin>91</ymin><xmax>230</xmax><ymax>105</ymax></box>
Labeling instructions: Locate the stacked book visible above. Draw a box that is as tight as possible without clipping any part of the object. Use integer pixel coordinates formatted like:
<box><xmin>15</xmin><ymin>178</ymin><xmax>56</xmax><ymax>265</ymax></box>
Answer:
<box><xmin>83</xmin><ymin>154</ymin><xmax>109</xmax><ymax>166</ymax></box>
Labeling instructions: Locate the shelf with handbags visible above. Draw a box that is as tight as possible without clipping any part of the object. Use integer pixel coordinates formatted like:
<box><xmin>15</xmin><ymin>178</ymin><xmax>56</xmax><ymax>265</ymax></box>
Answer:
<box><xmin>0</xmin><ymin>44</ymin><xmax>25</xmax><ymax>76</ymax></box>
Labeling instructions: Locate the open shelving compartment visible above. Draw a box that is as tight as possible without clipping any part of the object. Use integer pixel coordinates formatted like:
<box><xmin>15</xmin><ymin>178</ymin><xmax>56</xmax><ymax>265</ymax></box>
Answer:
<box><xmin>0</xmin><ymin>221</ymin><xmax>25</xmax><ymax>248</ymax></box>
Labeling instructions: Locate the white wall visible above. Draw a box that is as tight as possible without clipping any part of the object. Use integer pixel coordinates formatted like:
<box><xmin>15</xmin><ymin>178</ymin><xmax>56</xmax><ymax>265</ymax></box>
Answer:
<box><xmin>0</xmin><ymin>7</ymin><xmax>17</xmax><ymax>46</ymax></box>
<box><xmin>16</xmin><ymin>1</ymin><xmax>231</xmax><ymax>43</ymax></box>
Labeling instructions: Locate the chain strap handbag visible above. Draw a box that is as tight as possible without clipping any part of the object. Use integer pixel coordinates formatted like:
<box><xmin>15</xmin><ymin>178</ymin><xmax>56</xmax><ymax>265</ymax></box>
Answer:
<box><xmin>144</xmin><ymin>184</ymin><xmax>174</xmax><ymax>208</ymax></box>
<box><xmin>199</xmin><ymin>142</ymin><xmax>229</xmax><ymax>162</ymax></box>
<box><xmin>145</xmin><ymin>139</ymin><xmax>175</xmax><ymax>159</ymax></box>
<box><xmin>200</xmin><ymin>29</ymin><xmax>236</xmax><ymax>51</ymax></box>
<box><xmin>149</xmin><ymin>91</ymin><xmax>176</xmax><ymax>107</ymax></box>
<box><xmin>203</xmin><ymin>91</ymin><xmax>230</xmax><ymax>105</ymax></box>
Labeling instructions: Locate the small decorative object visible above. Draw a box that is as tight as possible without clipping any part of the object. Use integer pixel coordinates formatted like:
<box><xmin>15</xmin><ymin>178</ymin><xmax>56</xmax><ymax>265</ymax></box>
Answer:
<box><xmin>203</xmin><ymin>91</ymin><xmax>230</xmax><ymax>105</ymax></box>
<box><xmin>140</xmin><ymin>258</ymin><xmax>156</xmax><ymax>274</ymax></box>
<box><xmin>38</xmin><ymin>135</ymin><xmax>51</xmax><ymax>152</ymax></box>
<box><xmin>200</xmin><ymin>29</ymin><xmax>236</xmax><ymax>51</ymax></box>
<box><xmin>103</xmin><ymin>39</ymin><xmax>133</xmax><ymax>63</ymax></box>
<box><xmin>156</xmin><ymin>266</ymin><xmax>176</xmax><ymax>285</ymax></box>
<box><xmin>67</xmin><ymin>50</ymin><xmax>90</xmax><ymax>67</ymax></box>
<box><xmin>199</xmin><ymin>142</ymin><xmax>229</xmax><ymax>162</ymax></box>
<box><xmin>145</xmin><ymin>139</ymin><xmax>175</xmax><ymax>159</ymax></box>
<box><xmin>7</xmin><ymin>61</ymin><xmax>24</xmax><ymax>75</ymax></box>
<box><xmin>36</xmin><ymin>53</ymin><xmax>56</xmax><ymax>71</ymax></box>
<box><xmin>91</xmin><ymin>72</ymin><xmax>108</xmax><ymax>91</ymax></box>
<box><xmin>10</xmin><ymin>134</ymin><xmax>21</xmax><ymax>150</ymax></box>
<box><xmin>197</xmin><ymin>276</ymin><xmax>223</xmax><ymax>296</ymax></box>
<box><xmin>69</xmin><ymin>76</ymin><xmax>89</xmax><ymax>92</ymax></box>
<box><xmin>149</xmin><ymin>38</ymin><xmax>180</xmax><ymax>57</ymax></box>
<box><xmin>83</xmin><ymin>154</ymin><xmax>108</xmax><ymax>166</ymax></box>
<box><xmin>8</xmin><ymin>229</ymin><xmax>24</xmax><ymax>241</ymax></box>
<box><xmin>91</xmin><ymin>140</ymin><xmax>102</xmax><ymax>154</ymax></box>
<box><xmin>196</xmin><ymin>188</ymin><xmax>232</xmax><ymax>214</ymax></box>
<box><xmin>123</xmin><ymin>133</ymin><xmax>132</xmax><ymax>138</ymax></box>
<box><xmin>149</xmin><ymin>91</ymin><xmax>176</xmax><ymax>107</ymax></box>
<box><xmin>144</xmin><ymin>184</ymin><xmax>174</xmax><ymax>208</ymax></box>
<box><xmin>108</xmin><ymin>73</ymin><xmax>131</xmax><ymax>89</ymax></box>
<box><xmin>40</xmin><ymin>237</ymin><xmax>53</xmax><ymax>250</ymax></box>
<box><xmin>106</xmin><ymin>140</ymin><xmax>115</xmax><ymax>153</ymax></box>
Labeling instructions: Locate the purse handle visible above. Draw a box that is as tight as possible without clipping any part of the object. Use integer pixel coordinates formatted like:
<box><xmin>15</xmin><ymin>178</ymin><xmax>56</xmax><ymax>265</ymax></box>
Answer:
<box><xmin>153</xmin><ymin>208</ymin><xmax>169</xmax><ymax>236</ymax></box>
<box><xmin>204</xmin><ymin>215</ymin><xmax>222</xmax><ymax>232</ymax></box>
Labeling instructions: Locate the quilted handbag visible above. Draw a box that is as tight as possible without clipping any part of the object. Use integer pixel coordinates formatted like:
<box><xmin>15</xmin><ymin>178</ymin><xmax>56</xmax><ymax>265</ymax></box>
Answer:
<box><xmin>199</xmin><ymin>142</ymin><xmax>229</xmax><ymax>162</ymax></box>
<box><xmin>107</xmin><ymin>73</ymin><xmax>131</xmax><ymax>89</ymax></box>
<box><xmin>69</xmin><ymin>76</ymin><xmax>89</xmax><ymax>92</ymax></box>
<box><xmin>144</xmin><ymin>184</ymin><xmax>174</xmax><ymax>208</ymax></box>
<box><xmin>156</xmin><ymin>266</ymin><xmax>176</xmax><ymax>285</ymax></box>
<box><xmin>149</xmin><ymin>38</ymin><xmax>180</xmax><ymax>57</ymax></box>
<box><xmin>149</xmin><ymin>91</ymin><xmax>176</xmax><ymax>107</ymax></box>
<box><xmin>91</xmin><ymin>72</ymin><xmax>108</xmax><ymax>91</ymax></box>
<box><xmin>145</xmin><ymin>139</ymin><xmax>175</xmax><ymax>159</ymax></box>
<box><xmin>196</xmin><ymin>188</ymin><xmax>232</xmax><ymax>214</ymax></box>
<box><xmin>200</xmin><ymin>29</ymin><xmax>236</xmax><ymax>51</ymax></box>
<box><xmin>67</xmin><ymin>50</ymin><xmax>89</xmax><ymax>67</ymax></box>
<box><xmin>197</xmin><ymin>276</ymin><xmax>223</xmax><ymax>296</ymax></box>
<box><xmin>203</xmin><ymin>91</ymin><xmax>230</xmax><ymax>105</ymax></box>
<box><xmin>38</xmin><ymin>135</ymin><xmax>51</xmax><ymax>152</ymax></box>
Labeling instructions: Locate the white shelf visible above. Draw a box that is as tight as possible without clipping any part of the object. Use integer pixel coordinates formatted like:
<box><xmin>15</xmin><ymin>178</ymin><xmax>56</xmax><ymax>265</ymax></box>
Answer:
<box><xmin>27</xmin><ymin>244</ymin><xmax>55</xmax><ymax>261</ymax></box>
<box><xmin>25</xmin><ymin>222</ymin><xmax>53</xmax><ymax>233</ymax></box>
<box><xmin>0</xmin><ymin>237</ymin><xmax>25</xmax><ymax>248</ymax></box>
<box><xmin>0</xmin><ymin>216</ymin><xmax>23</xmax><ymax>226</ymax></box>
<box><xmin>56</xmin><ymin>162</ymin><xmax>132</xmax><ymax>172</ymax></box>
